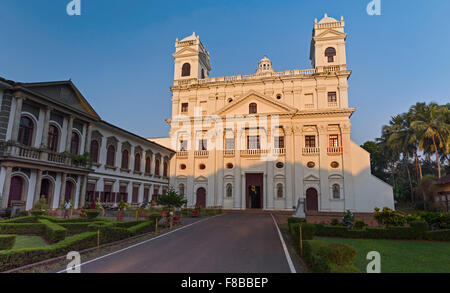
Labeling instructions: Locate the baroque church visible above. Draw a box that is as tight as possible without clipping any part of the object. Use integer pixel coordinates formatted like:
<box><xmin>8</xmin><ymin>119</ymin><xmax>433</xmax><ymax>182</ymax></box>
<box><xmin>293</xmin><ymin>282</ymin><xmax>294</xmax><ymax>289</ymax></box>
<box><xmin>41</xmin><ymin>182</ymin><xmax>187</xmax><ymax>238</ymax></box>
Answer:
<box><xmin>152</xmin><ymin>14</ymin><xmax>395</xmax><ymax>213</ymax></box>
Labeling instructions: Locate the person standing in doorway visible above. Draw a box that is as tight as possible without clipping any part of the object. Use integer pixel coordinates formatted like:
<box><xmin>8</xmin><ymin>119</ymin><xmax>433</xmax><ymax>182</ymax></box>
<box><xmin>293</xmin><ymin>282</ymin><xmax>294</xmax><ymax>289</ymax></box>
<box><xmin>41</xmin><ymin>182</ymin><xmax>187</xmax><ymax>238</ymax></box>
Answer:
<box><xmin>64</xmin><ymin>200</ymin><xmax>72</xmax><ymax>219</ymax></box>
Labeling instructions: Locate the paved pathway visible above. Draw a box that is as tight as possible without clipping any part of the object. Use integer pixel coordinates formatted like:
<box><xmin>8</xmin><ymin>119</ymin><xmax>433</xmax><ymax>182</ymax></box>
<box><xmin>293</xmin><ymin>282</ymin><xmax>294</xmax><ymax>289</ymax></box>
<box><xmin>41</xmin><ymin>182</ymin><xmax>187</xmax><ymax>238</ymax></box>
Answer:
<box><xmin>68</xmin><ymin>213</ymin><xmax>299</xmax><ymax>273</ymax></box>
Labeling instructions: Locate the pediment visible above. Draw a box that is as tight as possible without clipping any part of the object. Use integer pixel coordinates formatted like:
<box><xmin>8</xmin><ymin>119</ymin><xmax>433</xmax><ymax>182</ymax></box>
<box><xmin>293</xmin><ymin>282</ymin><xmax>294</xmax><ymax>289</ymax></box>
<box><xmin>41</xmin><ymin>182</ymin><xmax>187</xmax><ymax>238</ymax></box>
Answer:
<box><xmin>328</xmin><ymin>174</ymin><xmax>344</xmax><ymax>180</ymax></box>
<box><xmin>173</xmin><ymin>47</ymin><xmax>199</xmax><ymax>58</ymax></box>
<box><xmin>176</xmin><ymin>175</ymin><xmax>187</xmax><ymax>181</ymax></box>
<box><xmin>304</xmin><ymin>174</ymin><xmax>320</xmax><ymax>181</ymax></box>
<box><xmin>314</xmin><ymin>29</ymin><xmax>347</xmax><ymax>40</ymax></box>
<box><xmin>216</xmin><ymin>90</ymin><xmax>297</xmax><ymax>116</ymax></box>
<box><xmin>195</xmin><ymin>176</ymin><xmax>208</xmax><ymax>182</ymax></box>
<box><xmin>23</xmin><ymin>81</ymin><xmax>100</xmax><ymax>120</ymax></box>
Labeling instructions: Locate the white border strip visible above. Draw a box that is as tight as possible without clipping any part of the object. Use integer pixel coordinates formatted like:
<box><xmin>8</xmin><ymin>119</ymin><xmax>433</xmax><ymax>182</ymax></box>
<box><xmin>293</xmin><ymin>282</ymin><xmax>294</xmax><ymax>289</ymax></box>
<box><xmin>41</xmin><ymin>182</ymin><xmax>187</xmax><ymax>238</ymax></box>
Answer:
<box><xmin>58</xmin><ymin>214</ymin><xmax>225</xmax><ymax>273</ymax></box>
<box><xmin>270</xmin><ymin>214</ymin><xmax>296</xmax><ymax>273</ymax></box>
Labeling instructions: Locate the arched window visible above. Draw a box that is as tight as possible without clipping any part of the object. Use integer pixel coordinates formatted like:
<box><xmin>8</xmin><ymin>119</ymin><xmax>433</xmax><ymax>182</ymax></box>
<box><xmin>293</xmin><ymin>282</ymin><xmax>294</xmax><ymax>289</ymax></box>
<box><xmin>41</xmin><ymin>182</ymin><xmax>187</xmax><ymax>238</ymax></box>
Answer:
<box><xmin>106</xmin><ymin>145</ymin><xmax>115</xmax><ymax>166</ymax></box>
<box><xmin>155</xmin><ymin>159</ymin><xmax>161</xmax><ymax>176</ymax></box>
<box><xmin>163</xmin><ymin>162</ymin><xmax>168</xmax><ymax>178</ymax></box>
<box><xmin>179</xmin><ymin>184</ymin><xmax>185</xmax><ymax>196</ymax></box>
<box><xmin>121</xmin><ymin>150</ymin><xmax>129</xmax><ymax>170</ymax></box>
<box><xmin>277</xmin><ymin>183</ymin><xmax>283</xmax><ymax>198</ymax></box>
<box><xmin>145</xmin><ymin>156</ymin><xmax>152</xmax><ymax>174</ymax></box>
<box><xmin>181</xmin><ymin>63</ymin><xmax>191</xmax><ymax>77</ymax></box>
<box><xmin>90</xmin><ymin>140</ymin><xmax>99</xmax><ymax>163</ymax></box>
<box><xmin>332</xmin><ymin>184</ymin><xmax>340</xmax><ymax>199</ymax></box>
<box><xmin>47</xmin><ymin>125</ymin><xmax>59</xmax><ymax>152</ymax></box>
<box><xmin>226</xmin><ymin>184</ymin><xmax>233</xmax><ymax>198</ymax></box>
<box><xmin>325</xmin><ymin>47</ymin><xmax>336</xmax><ymax>63</ymax></box>
<box><xmin>134</xmin><ymin>153</ymin><xmax>141</xmax><ymax>172</ymax></box>
<box><xmin>70</xmin><ymin>132</ymin><xmax>79</xmax><ymax>155</ymax></box>
<box><xmin>249</xmin><ymin>103</ymin><xmax>257</xmax><ymax>114</ymax></box>
<box><xmin>18</xmin><ymin>116</ymin><xmax>34</xmax><ymax>146</ymax></box>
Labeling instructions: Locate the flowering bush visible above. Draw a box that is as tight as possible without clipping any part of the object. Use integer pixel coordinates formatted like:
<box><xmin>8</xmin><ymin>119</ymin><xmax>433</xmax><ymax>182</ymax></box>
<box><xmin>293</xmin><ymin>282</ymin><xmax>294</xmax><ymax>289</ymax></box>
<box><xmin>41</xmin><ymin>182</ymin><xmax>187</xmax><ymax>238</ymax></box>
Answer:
<box><xmin>374</xmin><ymin>207</ymin><xmax>407</xmax><ymax>227</ymax></box>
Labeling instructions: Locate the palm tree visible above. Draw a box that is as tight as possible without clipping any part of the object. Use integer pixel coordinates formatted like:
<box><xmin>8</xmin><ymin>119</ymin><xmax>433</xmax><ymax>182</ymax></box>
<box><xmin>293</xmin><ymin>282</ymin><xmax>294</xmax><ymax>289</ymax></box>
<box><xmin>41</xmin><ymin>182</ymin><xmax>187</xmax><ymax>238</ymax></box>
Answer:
<box><xmin>411</xmin><ymin>103</ymin><xmax>450</xmax><ymax>179</ymax></box>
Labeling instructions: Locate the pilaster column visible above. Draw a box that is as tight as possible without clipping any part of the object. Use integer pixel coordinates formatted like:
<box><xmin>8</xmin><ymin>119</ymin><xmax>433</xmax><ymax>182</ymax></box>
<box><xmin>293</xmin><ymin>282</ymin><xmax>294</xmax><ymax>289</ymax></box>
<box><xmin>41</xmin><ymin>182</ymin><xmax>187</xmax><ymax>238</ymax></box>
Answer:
<box><xmin>285</xmin><ymin>125</ymin><xmax>294</xmax><ymax>209</ymax></box>
<box><xmin>41</xmin><ymin>107</ymin><xmax>52</xmax><ymax>148</ymax></box>
<box><xmin>318</xmin><ymin>124</ymin><xmax>329</xmax><ymax>211</ymax></box>
<box><xmin>65</xmin><ymin>116</ymin><xmax>74</xmax><ymax>152</ymax></box>
<box><xmin>293</xmin><ymin>125</ymin><xmax>304</xmax><ymax>206</ymax></box>
<box><xmin>85</xmin><ymin>124</ymin><xmax>92</xmax><ymax>153</ymax></box>
<box><xmin>1</xmin><ymin>167</ymin><xmax>13</xmax><ymax>208</ymax></box>
<box><xmin>341</xmin><ymin>122</ymin><xmax>355</xmax><ymax>211</ymax></box>
<box><xmin>79</xmin><ymin>175</ymin><xmax>88</xmax><ymax>208</ymax></box>
<box><xmin>10</xmin><ymin>96</ymin><xmax>24</xmax><ymax>142</ymax></box>
<box><xmin>59</xmin><ymin>173</ymin><xmax>67</xmax><ymax>208</ymax></box>
<box><xmin>33</xmin><ymin>170</ymin><xmax>43</xmax><ymax>206</ymax></box>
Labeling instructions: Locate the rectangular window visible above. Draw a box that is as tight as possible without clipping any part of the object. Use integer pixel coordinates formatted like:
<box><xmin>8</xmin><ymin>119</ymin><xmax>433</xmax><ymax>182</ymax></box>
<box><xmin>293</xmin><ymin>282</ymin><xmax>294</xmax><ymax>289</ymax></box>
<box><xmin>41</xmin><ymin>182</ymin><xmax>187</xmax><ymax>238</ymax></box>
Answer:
<box><xmin>305</xmin><ymin>136</ymin><xmax>316</xmax><ymax>148</ymax></box>
<box><xmin>179</xmin><ymin>140</ymin><xmax>187</xmax><ymax>151</ymax></box>
<box><xmin>274</xmin><ymin>136</ymin><xmax>285</xmax><ymax>149</ymax></box>
<box><xmin>198</xmin><ymin>139</ymin><xmax>207</xmax><ymax>151</ymax></box>
<box><xmin>328</xmin><ymin>92</ymin><xmax>337</xmax><ymax>103</ymax></box>
<box><xmin>247</xmin><ymin>136</ymin><xmax>261</xmax><ymax>150</ymax></box>
<box><xmin>225</xmin><ymin>138</ymin><xmax>235</xmax><ymax>150</ymax></box>
<box><xmin>181</xmin><ymin>103</ymin><xmax>188</xmax><ymax>113</ymax></box>
<box><xmin>329</xmin><ymin>135</ymin><xmax>340</xmax><ymax>147</ymax></box>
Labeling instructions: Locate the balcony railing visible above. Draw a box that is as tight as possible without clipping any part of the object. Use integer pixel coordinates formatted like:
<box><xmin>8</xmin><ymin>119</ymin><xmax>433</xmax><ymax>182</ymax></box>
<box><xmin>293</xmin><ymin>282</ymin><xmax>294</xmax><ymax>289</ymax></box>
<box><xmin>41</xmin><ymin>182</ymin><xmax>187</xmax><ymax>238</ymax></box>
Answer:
<box><xmin>177</xmin><ymin>151</ymin><xmax>188</xmax><ymax>158</ymax></box>
<box><xmin>194</xmin><ymin>150</ymin><xmax>209</xmax><ymax>158</ymax></box>
<box><xmin>240</xmin><ymin>149</ymin><xmax>270</xmax><ymax>156</ymax></box>
<box><xmin>223</xmin><ymin>150</ymin><xmax>235</xmax><ymax>157</ymax></box>
<box><xmin>327</xmin><ymin>147</ymin><xmax>343</xmax><ymax>155</ymax></box>
<box><xmin>273</xmin><ymin>148</ymin><xmax>286</xmax><ymax>155</ymax></box>
<box><xmin>302</xmin><ymin>147</ymin><xmax>320</xmax><ymax>155</ymax></box>
<box><xmin>0</xmin><ymin>143</ymin><xmax>91</xmax><ymax>169</ymax></box>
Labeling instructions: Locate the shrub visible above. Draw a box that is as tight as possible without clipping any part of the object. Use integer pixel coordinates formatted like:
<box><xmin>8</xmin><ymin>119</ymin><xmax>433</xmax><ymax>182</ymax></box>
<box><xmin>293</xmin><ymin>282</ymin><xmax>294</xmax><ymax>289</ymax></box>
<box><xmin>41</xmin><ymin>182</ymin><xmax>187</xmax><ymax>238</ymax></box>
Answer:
<box><xmin>59</xmin><ymin>223</ymin><xmax>91</xmax><ymax>236</ymax></box>
<box><xmin>374</xmin><ymin>207</ymin><xmax>406</xmax><ymax>227</ymax></box>
<box><xmin>0</xmin><ymin>216</ymin><xmax>37</xmax><ymax>224</ymax></box>
<box><xmin>354</xmin><ymin>219</ymin><xmax>366</xmax><ymax>230</ymax></box>
<box><xmin>30</xmin><ymin>210</ymin><xmax>47</xmax><ymax>217</ymax></box>
<box><xmin>426</xmin><ymin>229</ymin><xmax>450</xmax><ymax>241</ymax></box>
<box><xmin>113</xmin><ymin>221</ymin><xmax>146</xmax><ymax>228</ymax></box>
<box><xmin>128</xmin><ymin>221</ymin><xmax>154</xmax><ymax>236</ymax></box>
<box><xmin>0</xmin><ymin>235</ymin><xmax>16</xmax><ymax>250</ymax></box>
<box><xmin>302</xmin><ymin>240</ymin><xmax>358</xmax><ymax>273</ymax></box>
<box><xmin>413</xmin><ymin>212</ymin><xmax>450</xmax><ymax>229</ymax></box>
<box><xmin>85</xmin><ymin>210</ymin><xmax>100</xmax><ymax>219</ymax></box>
<box><xmin>330</xmin><ymin>218</ymin><xmax>340</xmax><ymax>226</ymax></box>
<box><xmin>39</xmin><ymin>220</ymin><xmax>67</xmax><ymax>243</ymax></box>
<box><xmin>409</xmin><ymin>220</ymin><xmax>428</xmax><ymax>234</ymax></box>
<box><xmin>288</xmin><ymin>217</ymin><xmax>306</xmax><ymax>234</ymax></box>
<box><xmin>291</xmin><ymin>223</ymin><xmax>316</xmax><ymax>249</ymax></box>
<box><xmin>147</xmin><ymin>213</ymin><xmax>162</xmax><ymax>222</ymax></box>
<box><xmin>0</xmin><ymin>223</ymin><xmax>46</xmax><ymax>235</ymax></box>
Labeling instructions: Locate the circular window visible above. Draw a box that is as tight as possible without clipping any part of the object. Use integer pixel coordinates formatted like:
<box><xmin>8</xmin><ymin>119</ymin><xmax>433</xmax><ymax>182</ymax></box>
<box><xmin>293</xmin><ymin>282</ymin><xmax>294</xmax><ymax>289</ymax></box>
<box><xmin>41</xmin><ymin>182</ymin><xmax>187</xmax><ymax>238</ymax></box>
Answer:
<box><xmin>307</xmin><ymin>162</ymin><xmax>316</xmax><ymax>168</ymax></box>
<box><xmin>226</xmin><ymin>163</ymin><xmax>234</xmax><ymax>169</ymax></box>
<box><xmin>228</xmin><ymin>98</ymin><xmax>233</xmax><ymax>103</ymax></box>
<box><xmin>276</xmin><ymin>162</ymin><xmax>284</xmax><ymax>169</ymax></box>
<box><xmin>199</xmin><ymin>164</ymin><xmax>206</xmax><ymax>170</ymax></box>
<box><xmin>180</xmin><ymin>164</ymin><xmax>187</xmax><ymax>170</ymax></box>
<box><xmin>331</xmin><ymin>161</ymin><xmax>340</xmax><ymax>168</ymax></box>
<box><xmin>276</xmin><ymin>94</ymin><xmax>282</xmax><ymax>100</ymax></box>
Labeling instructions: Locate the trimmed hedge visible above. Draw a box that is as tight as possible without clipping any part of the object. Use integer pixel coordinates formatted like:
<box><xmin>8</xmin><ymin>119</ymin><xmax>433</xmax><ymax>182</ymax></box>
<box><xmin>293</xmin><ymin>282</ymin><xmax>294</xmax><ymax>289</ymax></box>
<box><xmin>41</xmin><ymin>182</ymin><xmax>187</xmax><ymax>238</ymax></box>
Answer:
<box><xmin>128</xmin><ymin>220</ymin><xmax>155</xmax><ymax>236</ymax></box>
<box><xmin>38</xmin><ymin>216</ymin><xmax>111</xmax><ymax>224</ymax></box>
<box><xmin>39</xmin><ymin>220</ymin><xmax>67</xmax><ymax>243</ymax></box>
<box><xmin>0</xmin><ymin>217</ymin><xmax>37</xmax><ymax>224</ymax></box>
<box><xmin>290</xmin><ymin>223</ymin><xmax>317</xmax><ymax>249</ymax></box>
<box><xmin>85</xmin><ymin>210</ymin><xmax>100</xmax><ymax>219</ymax></box>
<box><xmin>59</xmin><ymin>223</ymin><xmax>91</xmax><ymax>236</ymax></box>
<box><xmin>0</xmin><ymin>235</ymin><xmax>16</xmax><ymax>250</ymax></box>
<box><xmin>113</xmin><ymin>220</ymin><xmax>146</xmax><ymax>228</ymax></box>
<box><xmin>0</xmin><ymin>232</ymin><xmax>98</xmax><ymax>271</ymax></box>
<box><xmin>30</xmin><ymin>210</ymin><xmax>47</xmax><ymax>217</ymax></box>
<box><xmin>0</xmin><ymin>223</ymin><xmax>46</xmax><ymax>235</ymax></box>
<box><xmin>287</xmin><ymin>217</ymin><xmax>306</xmax><ymax>234</ymax></box>
<box><xmin>426</xmin><ymin>229</ymin><xmax>450</xmax><ymax>241</ymax></box>
<box><xmin>303</xmin><ymin>240</ymin><xmax>359</xmax><ymax>273</ymax></box>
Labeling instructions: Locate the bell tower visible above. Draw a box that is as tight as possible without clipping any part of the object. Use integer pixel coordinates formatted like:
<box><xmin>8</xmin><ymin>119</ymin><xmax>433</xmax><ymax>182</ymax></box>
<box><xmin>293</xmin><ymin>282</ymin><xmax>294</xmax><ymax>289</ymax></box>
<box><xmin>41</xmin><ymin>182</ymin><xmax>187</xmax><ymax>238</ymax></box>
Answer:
<box><xmin>173</xmin><ymin>32</ymin><xmax>211</xmax><ymax>81</ymax></box>
<box><xmin>310</xmin><ymin>14</ymin><xmax>347</xmax><ymax>71</ymax></box>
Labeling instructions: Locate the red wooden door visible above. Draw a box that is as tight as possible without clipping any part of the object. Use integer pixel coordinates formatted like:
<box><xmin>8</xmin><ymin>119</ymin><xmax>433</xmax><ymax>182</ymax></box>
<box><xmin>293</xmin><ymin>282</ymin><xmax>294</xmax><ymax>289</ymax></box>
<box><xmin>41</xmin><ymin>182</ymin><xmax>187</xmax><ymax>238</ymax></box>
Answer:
<box><xmin>196</xmin><ymin>188</ymin><xmax>206</xmax><ymax>208</ymax></box>
<box><xmin>8</xmin><ymin>176</ymin><xmax>23</xmax><ymax>206</ymax></box>
<box><xmin>306</xmin><ymin>188</ymin><xmax>318</xmax><ymax>211</ymax></box>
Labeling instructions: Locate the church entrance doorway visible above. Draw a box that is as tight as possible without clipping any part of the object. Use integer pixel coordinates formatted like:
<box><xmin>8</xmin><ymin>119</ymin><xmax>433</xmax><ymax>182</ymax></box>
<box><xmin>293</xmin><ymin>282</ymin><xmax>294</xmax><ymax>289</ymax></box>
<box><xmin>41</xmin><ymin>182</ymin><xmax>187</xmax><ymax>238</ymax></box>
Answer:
<box><xmin>246</xmin><ymin>173</ymin><xmax>263</xmax><ymax>209</ymax></box>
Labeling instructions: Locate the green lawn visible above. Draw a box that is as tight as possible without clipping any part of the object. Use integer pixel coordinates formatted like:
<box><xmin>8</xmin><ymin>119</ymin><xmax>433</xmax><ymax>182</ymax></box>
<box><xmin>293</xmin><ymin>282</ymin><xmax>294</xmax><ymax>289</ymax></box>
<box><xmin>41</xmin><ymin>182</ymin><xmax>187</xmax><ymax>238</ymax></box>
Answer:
<box><xmin>12</xmin><ymin>236</ymin><xmax>49</xmax><ymax>250</ymax></box>
<box><xmin>317</xmin><ymin>237</ymin><xmax>450</xmax><ymax>273</ymax></box>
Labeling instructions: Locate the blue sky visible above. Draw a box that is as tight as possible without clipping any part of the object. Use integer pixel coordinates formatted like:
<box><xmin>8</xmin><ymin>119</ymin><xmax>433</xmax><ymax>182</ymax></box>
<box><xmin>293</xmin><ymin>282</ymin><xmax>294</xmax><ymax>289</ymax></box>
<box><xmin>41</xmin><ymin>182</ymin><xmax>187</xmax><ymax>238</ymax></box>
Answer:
<box><xmin>1</xmin><ymin>0</ymin><xmax>449</xmax><ymax>144</ymax></box>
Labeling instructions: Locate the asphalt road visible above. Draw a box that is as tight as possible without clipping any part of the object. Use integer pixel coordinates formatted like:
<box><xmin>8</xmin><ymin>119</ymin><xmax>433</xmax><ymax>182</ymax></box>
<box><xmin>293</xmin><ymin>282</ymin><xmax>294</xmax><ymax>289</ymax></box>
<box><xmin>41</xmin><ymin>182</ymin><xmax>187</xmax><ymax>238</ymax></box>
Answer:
<box><xmin>72</xmin><ymin>213</ymin><xmax>296</xmax><ymax>273</ymax></box>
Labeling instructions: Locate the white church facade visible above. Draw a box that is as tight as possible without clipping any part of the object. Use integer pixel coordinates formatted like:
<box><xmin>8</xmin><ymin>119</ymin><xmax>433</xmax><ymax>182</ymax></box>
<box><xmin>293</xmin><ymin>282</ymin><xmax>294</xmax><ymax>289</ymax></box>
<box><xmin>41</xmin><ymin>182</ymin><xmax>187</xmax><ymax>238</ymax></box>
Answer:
<box><xmin>152</xmin><ymin>14</ymin><xmax>395</xmax><ymax>213</ymax></box>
